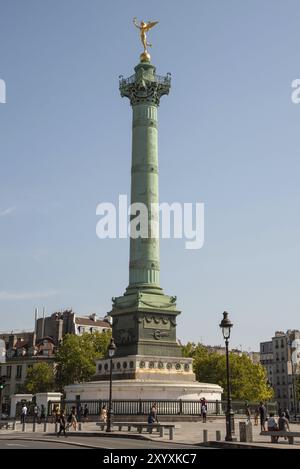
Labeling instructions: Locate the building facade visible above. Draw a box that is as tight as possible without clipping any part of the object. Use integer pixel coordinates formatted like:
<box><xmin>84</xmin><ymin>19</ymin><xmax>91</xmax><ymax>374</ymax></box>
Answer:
<box><xmin>260</xmin><ymin>330</ymin><xmax>300</xmax><ymax>412</ymax></box>
<box><xmin>0</xmin><ymin>310</ymin><xmax>111</xmax><ymax>411</ymax></box>
<box><xmin>35</xmin><ymin>309</ymin><xmax>111</xmax><ymax>344</ymax></box>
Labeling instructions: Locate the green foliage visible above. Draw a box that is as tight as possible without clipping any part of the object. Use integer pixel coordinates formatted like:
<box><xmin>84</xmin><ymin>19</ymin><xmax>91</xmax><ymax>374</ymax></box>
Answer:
<box><xmin>55</xmin><ymin>330</ymin><xmax>111</xmax><ymax>388</ymax></box>
<box><xmin>24</xmin><ymin>363</ymin><xmax>55</xmax><ymax>394</ymax></box>
<box><xmin>182</xmin><ymin>342</ymin><xmax>274</xmax><ymax>402</ymax></box>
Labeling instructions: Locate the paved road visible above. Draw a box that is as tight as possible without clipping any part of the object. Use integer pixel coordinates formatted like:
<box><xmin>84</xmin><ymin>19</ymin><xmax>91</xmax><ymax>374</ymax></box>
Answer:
<box><xmin>0</xmin><ymin>439</ymin><xmax>85</xmax><ymax>449</ymax></box>
<box><xmin>0</xmin><ymin>434</ymin><xmax>205</xmax><ymax>449</ymax></box>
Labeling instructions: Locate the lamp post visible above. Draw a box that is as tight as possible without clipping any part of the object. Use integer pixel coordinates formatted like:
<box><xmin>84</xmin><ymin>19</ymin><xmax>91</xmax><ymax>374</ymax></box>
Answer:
<box><xmin>219</xmin><ymin>311</ymin><xmax>235</xmax><ymax>441</ymax></box>
<box><xmin>106</xmin><ymin>337</ymin><xmax>116</xmax><ymax>432</ymax></box>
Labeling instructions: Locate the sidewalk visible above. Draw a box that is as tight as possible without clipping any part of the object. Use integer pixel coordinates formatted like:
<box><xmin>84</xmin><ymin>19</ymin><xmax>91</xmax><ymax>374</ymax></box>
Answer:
<box><xmin>2</xmin><ymin>418</ymin><xmax>300</xmax><ymax>449</ymax></box>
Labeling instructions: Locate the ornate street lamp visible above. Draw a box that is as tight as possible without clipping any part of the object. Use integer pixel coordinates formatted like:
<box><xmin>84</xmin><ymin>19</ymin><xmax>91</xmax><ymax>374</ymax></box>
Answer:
<box><xmin>219</xmin><ymin>311</ymin><xmax>236</xmax><ymax>441</ymax></box>
<box><xmin>106</xmin><ymin>337</ymin><xmax>116</xmax><ymax>432</ymax></box>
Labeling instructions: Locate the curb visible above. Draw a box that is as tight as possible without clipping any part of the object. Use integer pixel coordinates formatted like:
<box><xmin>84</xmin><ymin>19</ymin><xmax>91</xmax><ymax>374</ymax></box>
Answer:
<box><xmin>202</xmin><ymin>441</ymin><xmax>290</xmax><ymax>450</ymax></box>
<box><xmin>0</xmin><ymin>432</ymin><xmax>203</xmax><ymax>448</ymax></box>
<box><xmin>0</xmin><ymin>436</ymin><xmax>104</xmax><ymax>449</ymax></box>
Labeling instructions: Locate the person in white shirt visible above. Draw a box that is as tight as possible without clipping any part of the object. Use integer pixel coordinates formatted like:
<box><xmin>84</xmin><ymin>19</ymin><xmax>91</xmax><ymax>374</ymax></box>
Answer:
<box><xmin>267</xmin><ymin>412</ymin><xmax>278</xmax><ymax>431</ymax></box>
<box><xmin>21</xmin><ymin>405</ymin><xmax>27</xmax><ymax>424</ymax></box>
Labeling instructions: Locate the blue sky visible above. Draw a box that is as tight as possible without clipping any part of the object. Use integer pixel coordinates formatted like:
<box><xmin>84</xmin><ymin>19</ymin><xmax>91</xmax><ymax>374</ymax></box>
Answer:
<box><xmin>0</xmin><ymin>0</ymin><xmax>299</xmax><ymax>350</ymax></box>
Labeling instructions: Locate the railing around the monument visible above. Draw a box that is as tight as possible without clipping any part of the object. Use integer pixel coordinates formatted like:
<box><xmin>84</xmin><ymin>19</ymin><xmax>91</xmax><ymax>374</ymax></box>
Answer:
<box><xmin>48</xmin><ymin>399</ymin><xmax>277</xmax><ymax>417</ymax></box>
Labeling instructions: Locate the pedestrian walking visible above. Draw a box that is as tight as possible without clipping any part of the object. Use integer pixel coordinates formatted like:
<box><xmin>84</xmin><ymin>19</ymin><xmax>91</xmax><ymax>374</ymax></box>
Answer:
<box><xmin>33</xmin><ymin>404</ymin><xmax>39</xmax><ymax>423</ymax></box>
<box><xmin>83</xmin><ymin>404</ymin><xmax>89</xmax><ymax>421</ymax></box>
<box><xmin>99</xmin><ymin>405</ymin><xmax>107</xmax><ymax>423</ymax></box>
<box><xmin>254</xmin><ymin>406</ymin><xmax>259</xmax><ymax>426</ymax></box>
<box><xmin>76</xmin><ymin>402</ymin><xmax>82</xmax><ymax>423</ymax></box>
<box><xmin>70</xmin><ymin>406</ymin><xmax>77</xmax><ymax>431</ymax></box>
<box><xmin>40</xmin><ymin>404</ymin><xmax>46</xmax><ymax>422</ymax></box>
<box><xmin>57</xmin><ymin>409</ymin><xmax>67</xmax><ymax>437</ymax></box>
<box><xmin>54</xmin><ymin>404</ymin><xmax>61</xmax><ymax>423</ymax></box>
<box><xmin>259</xmin><ymin>401</ymin><xmax>267</xmax><ymax>432</ymax></box>
<box><xmin>245</xmin><ymin>402</ymin><xmax>251</xmax><ymax>422</ymax></box>
<box><xmin>201</xmin><ymin>403</ymin><xmax>207</xmax><ymax>423</ymax></box>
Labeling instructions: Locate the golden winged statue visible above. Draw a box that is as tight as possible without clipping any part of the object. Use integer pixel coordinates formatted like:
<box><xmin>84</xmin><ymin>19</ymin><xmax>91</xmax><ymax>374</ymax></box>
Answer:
<box><xmin>133</xmin><ymin>17</ymin><xmax>159</xmax><ymax>62</ymax></box>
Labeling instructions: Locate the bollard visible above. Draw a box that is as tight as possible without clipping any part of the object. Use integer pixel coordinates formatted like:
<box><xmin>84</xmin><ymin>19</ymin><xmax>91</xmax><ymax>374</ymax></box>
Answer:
<box><xmin>32</xmin><ymin>421</ymin><xmax>36</xmax><ymax>432</ymax></box>
<box><xmin>55</xmin><ymin>422</ymin><xmax>58</xmax><ymax>433</ymax></box>
<box><xmin>22</xmin><ymin>422</ymin><xmax>26</xmax><ymax>432</ymax></box>
<box><xmin>203</xmin><ymin>429</ymin><xmax>208</xmax><ymax>443</ymax></box>
<box><xmin>13</xmin><ymin>420</ymin><xmax>17</xmax><ymax>431</ymax></box>
<box><xmin>239</xmin><ymin>421</ymin><xmax>253</xmax><ymax>443</ymax></box>
<box><xmin>78</xmin><ymin>422</ymin><xmax>82</xmax><ymax>431</ymax></box>
<box><xmin>43</xmin><ymin>421</ymin><xmax>48</xmax><ymax>433</ymax></box>
<box><xmin>216</xmin><ymin>430</ymin><xmax>221</xmax><ymax>441</ymax></box>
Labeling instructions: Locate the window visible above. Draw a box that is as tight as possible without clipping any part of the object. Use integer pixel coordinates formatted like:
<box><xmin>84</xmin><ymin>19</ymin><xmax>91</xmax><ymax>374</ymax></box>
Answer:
<box><xmin>43</xmin><ymin>350</ymin><xmax>49</xmax><ymax>356</ymax></box>
<box><xmin>6</xmin><ymin>365</ymin><xmax>11</xmax><ymax>378</ymax></box>
<box><xmin>16</xmin><ymin>365</ymin><xmax>22</xmax><ymax>379</ymax></box>
<box><xmin>16</xmin><ymin>384</ymin><xmax>23</xmax><ymax>393</ymax></box>
<box><xmin>281</xmin><ymin>355</ymin><xmax>285</xmax><ymax>361</ymax></box>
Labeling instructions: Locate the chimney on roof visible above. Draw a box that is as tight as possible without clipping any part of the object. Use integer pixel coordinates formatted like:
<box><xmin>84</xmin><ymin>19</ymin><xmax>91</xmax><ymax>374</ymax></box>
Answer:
<box><xmin>89</xmin><ymin>313</ymin><xmax>97</xmax><ymax>321</ymax></box>
<box><xmin>42</xmin><ymin>307</ymin><xmax>46</xmax><ymax>337</ymax></box>
<box><xmin>8</xmin><ymin>334</ymin><xmax>15</xmax><ymax>349</ymax></box>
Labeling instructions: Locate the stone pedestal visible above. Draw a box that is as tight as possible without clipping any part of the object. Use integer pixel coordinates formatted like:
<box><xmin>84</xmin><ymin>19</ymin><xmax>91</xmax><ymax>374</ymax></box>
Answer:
<box><xmin>95</xmin><ymin>354</ymin><xmax>194</xmax><ymax>381</ymax></box>
<box><xmin>64</xmin><ymin>379</ymin><xmax>222</xmax><ymax>402</ymax></box>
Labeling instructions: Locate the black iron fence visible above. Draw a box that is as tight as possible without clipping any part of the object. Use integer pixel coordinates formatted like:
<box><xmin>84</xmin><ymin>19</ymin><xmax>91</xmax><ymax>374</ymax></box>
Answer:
<box><xmin>47</xmin><ymin>399</ymin><xmax>277</xmax><ymax>418</ymax></box>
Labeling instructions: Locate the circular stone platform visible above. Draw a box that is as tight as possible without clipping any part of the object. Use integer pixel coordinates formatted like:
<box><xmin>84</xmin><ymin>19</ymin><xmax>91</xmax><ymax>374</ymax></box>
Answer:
<box><xmin>64</xmin><ymin>379</ymin><xmax>222</xmax><ymax>401</ymax></box>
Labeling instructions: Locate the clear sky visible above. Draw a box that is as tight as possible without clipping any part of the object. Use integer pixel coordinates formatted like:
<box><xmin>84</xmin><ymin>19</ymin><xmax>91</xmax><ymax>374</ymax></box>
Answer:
<box><xmin>0</xmin><ymin>0</ymin><xmax>299</xmax><ymax>350</ymax></box>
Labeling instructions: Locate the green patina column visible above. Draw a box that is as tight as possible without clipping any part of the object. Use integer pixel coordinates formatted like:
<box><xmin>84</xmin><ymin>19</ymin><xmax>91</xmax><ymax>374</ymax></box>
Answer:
<box><xmin>110</xmin><ymin>57</ymin><xmax>181</xmax><ymax>361</ymax></box>
<box><xmin>120</xmin><ymin>62</ymin><xmax>170</xmax><ymax>291</ymax></box>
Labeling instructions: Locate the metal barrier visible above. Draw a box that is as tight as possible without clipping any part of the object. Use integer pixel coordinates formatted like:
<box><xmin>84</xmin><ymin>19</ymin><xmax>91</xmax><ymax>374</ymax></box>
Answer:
<box><xmin>47</xmin><ymin>399</ymin><xmax>277</xmax><ymax>417</ymax></box>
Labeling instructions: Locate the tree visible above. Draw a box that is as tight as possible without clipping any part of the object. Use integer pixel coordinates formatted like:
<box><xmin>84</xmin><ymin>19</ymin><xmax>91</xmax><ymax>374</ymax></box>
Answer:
<box><xmin>24</xmin><ymin>363</ymin><xmax>55</xmax><ymax>394</ymax></box>
<box><xmin>182</xmin><ymin>342</ymin><xmax>273</xmax><ymax>402</ymax></box>
<box><xmin>55</xmin><ymin>330</ymin><xmax>111</xmax><ymax>389</ymax></box>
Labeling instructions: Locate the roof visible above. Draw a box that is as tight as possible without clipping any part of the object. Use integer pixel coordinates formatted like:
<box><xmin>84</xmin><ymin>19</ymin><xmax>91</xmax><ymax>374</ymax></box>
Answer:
<box><xmin>15</xmin><ymin>339</ymin><xmax>29</xmax><ymax>349</ymax></box>
<box><xmin>75</xmin><ymin>317</ymin><xmax>111</xmax><ymax>328</ymax></box>
<box><xmin>35</xmin><ymin>336</ymin><xmax>56</xmax><ymax>345</ymax></box>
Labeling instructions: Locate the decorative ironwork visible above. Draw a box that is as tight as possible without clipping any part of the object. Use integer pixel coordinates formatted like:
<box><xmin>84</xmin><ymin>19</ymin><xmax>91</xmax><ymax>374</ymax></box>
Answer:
<box><xmin>119</xmin><ymin>71</ymin><xmax>171</xmax><ymax>106</ymax></box>
<box><xmin>46</xmin><ymin>399</ymin><xmax>278</xmax><ymax>418</ymax></box>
